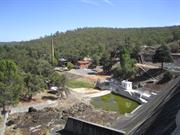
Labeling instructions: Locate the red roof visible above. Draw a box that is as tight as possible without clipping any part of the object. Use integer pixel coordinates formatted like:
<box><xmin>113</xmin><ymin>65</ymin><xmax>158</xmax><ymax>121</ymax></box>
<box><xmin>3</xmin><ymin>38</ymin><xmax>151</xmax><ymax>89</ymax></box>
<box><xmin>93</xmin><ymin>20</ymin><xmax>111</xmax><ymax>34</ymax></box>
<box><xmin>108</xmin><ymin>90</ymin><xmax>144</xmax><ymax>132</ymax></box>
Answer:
<box><xmin>77</xmin><ymin>60</ymin><xmax>91</xmax><ymax>64</ymax></box>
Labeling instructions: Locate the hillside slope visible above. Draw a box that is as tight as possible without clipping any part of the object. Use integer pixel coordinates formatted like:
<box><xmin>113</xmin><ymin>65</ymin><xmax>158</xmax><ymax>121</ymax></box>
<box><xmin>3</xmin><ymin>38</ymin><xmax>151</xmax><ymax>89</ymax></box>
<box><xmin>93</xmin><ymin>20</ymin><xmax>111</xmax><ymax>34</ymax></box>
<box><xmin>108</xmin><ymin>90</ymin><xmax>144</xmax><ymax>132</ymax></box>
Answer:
<box><xmin>0</xmin><ymin>26</ymin><xmax>179</xmax><ymax>74</ymax></box>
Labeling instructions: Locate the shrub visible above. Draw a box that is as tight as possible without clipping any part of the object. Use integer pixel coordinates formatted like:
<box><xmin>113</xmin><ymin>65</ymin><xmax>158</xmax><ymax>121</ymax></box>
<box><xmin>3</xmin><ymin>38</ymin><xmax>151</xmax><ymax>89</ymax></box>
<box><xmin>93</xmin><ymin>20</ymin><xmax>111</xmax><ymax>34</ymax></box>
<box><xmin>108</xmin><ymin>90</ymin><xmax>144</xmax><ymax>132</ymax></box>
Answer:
<box><xmin>67</xmin><ymin>62</ymin><xmax>75</xmax><ymax>70</ymax></box>
<box><xmin>158</xmin><ymin>71</ymin><xmax>173</xmax><ymax>84</ymax></box>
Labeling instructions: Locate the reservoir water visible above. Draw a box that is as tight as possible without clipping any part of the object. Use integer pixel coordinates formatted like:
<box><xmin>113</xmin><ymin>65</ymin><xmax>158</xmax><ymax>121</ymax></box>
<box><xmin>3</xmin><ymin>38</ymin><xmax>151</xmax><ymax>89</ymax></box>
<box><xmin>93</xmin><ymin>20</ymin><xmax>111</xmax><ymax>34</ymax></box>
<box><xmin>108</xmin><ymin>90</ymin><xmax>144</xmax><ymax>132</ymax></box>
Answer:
<box><xmin>91</xmin><ymin>93</ymin><xmax>139</xmax><ymax>114</ymax></box>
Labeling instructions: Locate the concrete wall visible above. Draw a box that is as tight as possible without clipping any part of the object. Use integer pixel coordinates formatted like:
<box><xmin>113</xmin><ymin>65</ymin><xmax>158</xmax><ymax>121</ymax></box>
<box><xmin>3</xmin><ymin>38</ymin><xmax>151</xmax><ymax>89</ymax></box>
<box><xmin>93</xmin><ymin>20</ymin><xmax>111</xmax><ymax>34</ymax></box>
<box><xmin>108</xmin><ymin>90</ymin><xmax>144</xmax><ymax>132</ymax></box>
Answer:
<box><xmin>112</xmin><ymin>89</ymin><xmax>142</xmax><ymax>104</ymax></box>
<box><xmin>113</xmin><ymin>77</ymin><xmax>180</xmax><ymax>134</ymax></box>
<box><xmin>61</xmin><ymin>117</ymin><xmax>125</xmax><ymax>135</ymax></box>
<box><xmin>110</xmin><ymin>81</ymin><xmax>142</xmax><ymax>104</ymax></box>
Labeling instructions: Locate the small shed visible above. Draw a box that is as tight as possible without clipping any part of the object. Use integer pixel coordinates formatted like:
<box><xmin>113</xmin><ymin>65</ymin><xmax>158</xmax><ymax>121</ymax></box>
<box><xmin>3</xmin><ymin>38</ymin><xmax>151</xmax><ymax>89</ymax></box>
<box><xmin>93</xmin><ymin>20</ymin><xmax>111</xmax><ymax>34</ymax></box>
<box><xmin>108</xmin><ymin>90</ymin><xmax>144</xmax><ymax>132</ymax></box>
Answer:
<box><xmin>59</xmin><ymin>58</ymin><xmax>67</xmax><ymax>67</ymax></box>
<box><xmin>121</xmin><ymin>80</ymin><xmax>132</xmax><ymax>90</ymax></box>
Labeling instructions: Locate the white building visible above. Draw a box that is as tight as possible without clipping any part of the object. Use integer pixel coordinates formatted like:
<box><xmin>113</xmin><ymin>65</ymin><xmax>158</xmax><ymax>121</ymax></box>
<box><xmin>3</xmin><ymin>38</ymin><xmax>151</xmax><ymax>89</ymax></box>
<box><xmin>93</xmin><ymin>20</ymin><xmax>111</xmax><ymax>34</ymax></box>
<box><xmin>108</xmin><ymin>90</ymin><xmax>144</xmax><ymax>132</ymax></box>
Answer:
<box><xmin>121</xmin><ymin>80</ymin><xmax>132</xmax><ymax>90</ymax></box>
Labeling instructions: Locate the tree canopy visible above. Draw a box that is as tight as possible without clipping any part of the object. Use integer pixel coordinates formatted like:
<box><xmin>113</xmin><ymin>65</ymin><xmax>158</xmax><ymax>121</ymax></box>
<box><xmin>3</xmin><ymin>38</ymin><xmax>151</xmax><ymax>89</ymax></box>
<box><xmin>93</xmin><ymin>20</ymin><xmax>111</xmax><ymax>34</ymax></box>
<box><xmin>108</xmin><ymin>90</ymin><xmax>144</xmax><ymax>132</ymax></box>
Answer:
<box><xmin>0</xmin><ymin>26</ymin><xmax>179</xmax><ymax>103</ymax></box>
<box><xmin>50</xmin><ymin>72</ymin><xmax>68</xmax><ymax>98</ymax></box>
<box><xmin>0</xmin><ymin>26</ymin><xmax>180</xmax><ymax>64</ymax></box>
<box><xmin>113</xmin><ymin>47</ymin><xmax>137</xmax><ymax>80</ymax></box>
<box><xmin>153</xmin><ymin>45</ymin><xmax>173</xmax><ymax>69</ymax></box>
<box><xmin>23</xmin><ymin>73</ymin><xmax>46</xmax><ymax>100</ymax></box>
<box><xmin>0</xmin><ymin>60</ymin><xmax>22</xmax><ymax>113</ymax></box>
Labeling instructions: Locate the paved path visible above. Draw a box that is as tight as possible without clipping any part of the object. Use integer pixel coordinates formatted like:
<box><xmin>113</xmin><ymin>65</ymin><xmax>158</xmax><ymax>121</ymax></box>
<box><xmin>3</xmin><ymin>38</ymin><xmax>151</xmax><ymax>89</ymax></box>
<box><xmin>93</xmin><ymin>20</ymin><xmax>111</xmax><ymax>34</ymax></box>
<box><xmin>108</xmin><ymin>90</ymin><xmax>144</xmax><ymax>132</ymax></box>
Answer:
<box><xmin>135</xmin><ymin>63</ymin><xmax>160</xmax><ymax>69</ymax></box>
<box><xmin>85</xmin><ymin>90</ymin><xmax>111</xmax><ymax>98</ymax></box>
<box><xmin>10</xmin><ymin>100</ymin><xmax>58</xmax><ymax>114</ymax></box>
<box><xmin>68</xmin><ymin>69</ymin><xmax>109</xmax><ymax>81</ymax></box>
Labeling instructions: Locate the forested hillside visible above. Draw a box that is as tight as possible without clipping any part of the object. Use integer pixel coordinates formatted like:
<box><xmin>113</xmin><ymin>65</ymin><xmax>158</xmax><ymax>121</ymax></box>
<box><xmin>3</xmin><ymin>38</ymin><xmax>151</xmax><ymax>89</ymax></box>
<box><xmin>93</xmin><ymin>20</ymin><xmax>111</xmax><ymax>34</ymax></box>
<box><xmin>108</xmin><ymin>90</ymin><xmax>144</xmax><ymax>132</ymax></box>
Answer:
<box><xmin>0</xmin><ymin>25</ymin><xmax>179</xmax><ymax>105</ymax></box>
<box><xmin>0</xmin><ymin>26</ymin><xmax>180</xmax><ymax>69</ymax></box>
<box><xmin>1</xmin><ymin>26</ymin><xmax>180</xmax><ymax>60</ymax></box>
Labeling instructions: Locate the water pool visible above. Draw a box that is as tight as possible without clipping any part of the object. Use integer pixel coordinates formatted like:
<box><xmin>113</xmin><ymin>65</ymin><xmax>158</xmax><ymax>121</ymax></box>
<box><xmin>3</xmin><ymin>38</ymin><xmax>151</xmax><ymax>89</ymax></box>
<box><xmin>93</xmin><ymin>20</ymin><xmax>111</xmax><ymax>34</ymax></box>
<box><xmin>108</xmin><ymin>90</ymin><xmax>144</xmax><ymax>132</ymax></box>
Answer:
<box><xmin>91</xmin><ymin>93</ymin><xmax>139</xmax><ymax>114</ymax></box>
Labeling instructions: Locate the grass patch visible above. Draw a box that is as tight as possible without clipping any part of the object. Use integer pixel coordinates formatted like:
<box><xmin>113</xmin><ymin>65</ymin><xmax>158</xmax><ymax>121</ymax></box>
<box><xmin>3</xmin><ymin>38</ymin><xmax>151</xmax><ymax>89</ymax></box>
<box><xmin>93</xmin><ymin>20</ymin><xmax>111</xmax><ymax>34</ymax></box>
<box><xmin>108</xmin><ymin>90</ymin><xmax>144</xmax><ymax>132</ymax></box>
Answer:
<box><xmin>67</xmin><ymin>79</ymin><xmax>94</xmax><ymax>88</ymax></box>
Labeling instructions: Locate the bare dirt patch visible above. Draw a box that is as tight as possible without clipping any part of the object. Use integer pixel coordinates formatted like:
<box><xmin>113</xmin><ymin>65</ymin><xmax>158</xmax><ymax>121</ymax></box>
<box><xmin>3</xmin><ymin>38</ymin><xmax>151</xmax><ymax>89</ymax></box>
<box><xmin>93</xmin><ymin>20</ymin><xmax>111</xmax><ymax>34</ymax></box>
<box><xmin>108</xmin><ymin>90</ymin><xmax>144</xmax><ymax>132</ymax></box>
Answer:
<box><xmin>5</xmin><ymin>92</ymin><xmax>119</xmax><ymax>135</ymax></box>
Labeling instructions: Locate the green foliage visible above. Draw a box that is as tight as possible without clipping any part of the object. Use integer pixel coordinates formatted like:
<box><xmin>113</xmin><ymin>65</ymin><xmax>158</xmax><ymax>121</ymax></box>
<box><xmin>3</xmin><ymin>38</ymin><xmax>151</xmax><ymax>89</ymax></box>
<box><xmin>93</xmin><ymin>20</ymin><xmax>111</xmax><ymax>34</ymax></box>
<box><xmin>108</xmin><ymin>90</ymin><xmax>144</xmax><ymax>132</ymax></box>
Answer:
<box><xmin>36</xmin><ymin>59</ymin><xmax>53</xmax><ymax>77</ymax></box>
<box><xmin>92</xmin><ymin>55</ymin><xmax>101</xmax><ymax>67</ymax></box>
<box><xmin>172</xmin><ymin>29</ymin><xmax>180</xmax><ymax>41</ymax></box>
<box><xmin>169</xmin><ymin>41</ymin><xmax>180</xmax><ymax>53</ymax></box>
<box><xmin>114</xmin><ymin>48</ymin><xmax>137</xmax><ymax>79</ymax></box>
<box><xmin>67</xmin><ymin>62</ymin><xmax>75</xmax><ymax>70</ymax></box>
<box><xmin>0</xmin><ymin>26</ymin><xmax>179</xmax><ymax>102</ymax></box>
<box><xmin>50</xmin><ymin>72</ymin><xmax>67</xmax><ymax>88</ymax></box>
<box><xmin>0</xmin><ymin>60</ymin><xmax>22</xmax><ymax>111</ymax></box>
<box><xmin>23</xmin><ymin>73</ymin><xmax>46</xmax><ymax>99</ymax></box>
<box><xmin>50</xmin><ymin>72</ymin><xmax>68</xmax><ymax>97</ymax></box>
<box><xmin>67</xmin><ymin>79</ymin><xmax>94</xmax><ymax>88</ymax></box>
<box><xmin>52</xmin><ymin>57</ymin><xmax>58</xmax><ymax>66</ymax></box>
<box><xmin>100</xmin><ymin>53</ymin><xmax>113</xmax><ymax>73</ymax></box>
<box><xmin>131</xmin><ymin>45</ymin><xmax>142</xmax><ymax>61</ymax></box>
<box><xmin>1</xmin><ymin>26</ymin><xmax>180</xmax><ymax>69</ymax></box>
<box><xmin>22</xmin><ymin>59</ymin><xmax>53</xmax><ymax>77</ymax></box>
<box><xmin>158</xmin><ymin>71</ymin><xmax>173</xmax><ymax>84</ymax></box>
<box><xmin>153</xmin><ymin>45</ymin><xmax>173</xmax><ymax>69</ymax></box>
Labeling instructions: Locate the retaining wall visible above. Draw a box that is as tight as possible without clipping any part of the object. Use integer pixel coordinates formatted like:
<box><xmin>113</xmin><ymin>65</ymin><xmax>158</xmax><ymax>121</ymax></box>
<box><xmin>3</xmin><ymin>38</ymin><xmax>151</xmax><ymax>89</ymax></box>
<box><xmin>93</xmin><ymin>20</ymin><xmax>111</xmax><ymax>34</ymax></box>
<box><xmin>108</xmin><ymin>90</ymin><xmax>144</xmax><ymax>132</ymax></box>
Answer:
<box><xmin>60</xmin><ymin>117</ymin><xmax>125</xmax><ymax>135</ymax></box>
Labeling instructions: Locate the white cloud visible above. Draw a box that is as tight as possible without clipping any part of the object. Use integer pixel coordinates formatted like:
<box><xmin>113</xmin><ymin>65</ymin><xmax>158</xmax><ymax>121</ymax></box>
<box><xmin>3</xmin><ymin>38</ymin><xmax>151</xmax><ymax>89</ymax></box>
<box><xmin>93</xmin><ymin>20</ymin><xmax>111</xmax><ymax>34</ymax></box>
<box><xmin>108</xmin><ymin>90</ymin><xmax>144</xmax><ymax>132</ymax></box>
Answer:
<box><xmin>104</xmin><ymin>0</ymin><xmax>113</xmax><ymax>6</ymax></box>
<box><xmin>81</xmin><ymin>0</ymin><xmax>113</xmax><ymax>6</ymax></box>
<box><xmin>81</xmin><ymin>0</ymin><xmax>99</xmax><ymax>5</ymax></box>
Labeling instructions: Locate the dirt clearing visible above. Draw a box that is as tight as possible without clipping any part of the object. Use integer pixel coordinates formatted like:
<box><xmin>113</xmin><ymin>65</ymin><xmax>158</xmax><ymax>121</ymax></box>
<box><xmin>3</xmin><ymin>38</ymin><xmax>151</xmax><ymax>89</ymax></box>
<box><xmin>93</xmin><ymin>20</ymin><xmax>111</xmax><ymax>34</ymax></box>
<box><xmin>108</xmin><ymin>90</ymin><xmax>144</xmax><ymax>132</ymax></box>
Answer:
<box><xmin>5</xmin><ymin>92</ymin><xmax>120</xmax><ymax>135</ymax></box>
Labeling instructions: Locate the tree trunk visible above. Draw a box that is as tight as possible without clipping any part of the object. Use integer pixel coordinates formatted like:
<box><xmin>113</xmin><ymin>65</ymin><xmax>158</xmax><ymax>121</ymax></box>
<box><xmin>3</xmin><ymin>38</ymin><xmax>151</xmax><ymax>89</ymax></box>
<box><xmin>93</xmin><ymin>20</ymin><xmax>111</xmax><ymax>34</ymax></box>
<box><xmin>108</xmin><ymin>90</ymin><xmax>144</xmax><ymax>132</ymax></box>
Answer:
<box><xmin>1</xmin><ymin>109</ymin><xmax>9</xmax><ymax>135</ymax></box>
<box><xmin>2</xmin><ymin>103</ymin><xmax>6</xmax><ymax>115</ymax></box>
<box><xmin>161</xmin><ymin>62</ymin><xmax>164</xmax><ymax>70</ymax></box>
<box><xmin>28</xmin><ymin>94</ymin><xmax>33</xmax><ymax>101</ymax></box>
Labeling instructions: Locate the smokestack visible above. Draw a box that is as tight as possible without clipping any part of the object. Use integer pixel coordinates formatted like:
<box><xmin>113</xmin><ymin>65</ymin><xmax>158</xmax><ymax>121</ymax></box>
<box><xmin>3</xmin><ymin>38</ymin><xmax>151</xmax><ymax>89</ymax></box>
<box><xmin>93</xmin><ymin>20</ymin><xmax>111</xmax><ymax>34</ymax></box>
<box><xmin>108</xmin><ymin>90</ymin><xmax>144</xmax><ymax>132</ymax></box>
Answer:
<box><xmin>51</xmin><ymin>38</ymin><xmax>54</xmax><ymax>65</ymax></box>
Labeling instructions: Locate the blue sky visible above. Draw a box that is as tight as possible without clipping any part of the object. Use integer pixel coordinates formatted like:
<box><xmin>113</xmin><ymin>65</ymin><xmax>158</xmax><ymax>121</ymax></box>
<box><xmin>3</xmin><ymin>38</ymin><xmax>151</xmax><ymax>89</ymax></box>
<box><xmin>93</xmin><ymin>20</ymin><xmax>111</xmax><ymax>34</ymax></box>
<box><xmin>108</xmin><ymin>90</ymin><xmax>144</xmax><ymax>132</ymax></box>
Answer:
<box><xmin>0</xmin><ymin>0</ymin><xmax>180</xmax><ymax>42</ymax></box>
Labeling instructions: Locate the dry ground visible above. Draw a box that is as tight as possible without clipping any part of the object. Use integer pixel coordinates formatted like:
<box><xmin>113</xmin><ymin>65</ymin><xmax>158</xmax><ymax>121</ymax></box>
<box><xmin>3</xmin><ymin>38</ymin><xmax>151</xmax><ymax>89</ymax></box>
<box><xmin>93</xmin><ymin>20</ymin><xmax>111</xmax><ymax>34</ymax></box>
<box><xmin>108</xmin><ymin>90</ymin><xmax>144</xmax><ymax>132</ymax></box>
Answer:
<box><xmin>5</xmin><ymin>91</ymin><xmax>120</xmax><ymax>135</ymax></box>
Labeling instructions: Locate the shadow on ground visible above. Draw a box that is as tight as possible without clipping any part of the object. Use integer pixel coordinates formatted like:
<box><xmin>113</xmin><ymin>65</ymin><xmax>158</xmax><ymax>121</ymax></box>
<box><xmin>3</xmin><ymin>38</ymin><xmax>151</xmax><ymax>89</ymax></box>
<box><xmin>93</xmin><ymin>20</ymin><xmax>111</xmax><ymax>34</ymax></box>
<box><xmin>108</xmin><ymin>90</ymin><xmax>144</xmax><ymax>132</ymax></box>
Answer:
<box><xmin>42</xmin><ymin>96</ymin><xmax>58</xmax><ymax>100</ymax></box>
